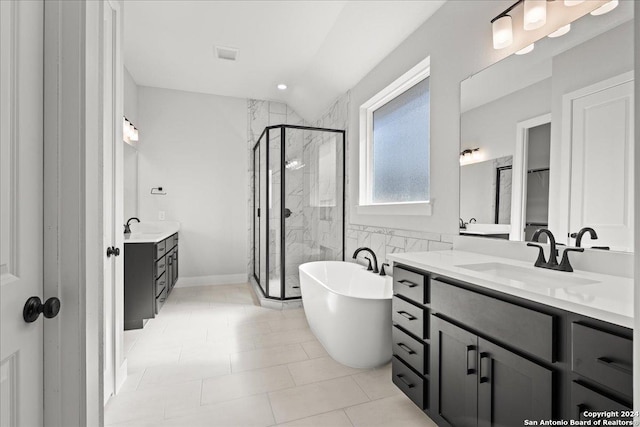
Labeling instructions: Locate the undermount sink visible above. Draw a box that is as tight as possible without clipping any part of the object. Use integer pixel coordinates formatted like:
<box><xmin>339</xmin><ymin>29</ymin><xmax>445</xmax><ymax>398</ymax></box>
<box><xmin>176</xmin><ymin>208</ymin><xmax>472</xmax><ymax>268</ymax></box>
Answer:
<box><xmin>456</xmin><ymin>262</ymin><xmax>600</xmax><ymax>289</ymax></box>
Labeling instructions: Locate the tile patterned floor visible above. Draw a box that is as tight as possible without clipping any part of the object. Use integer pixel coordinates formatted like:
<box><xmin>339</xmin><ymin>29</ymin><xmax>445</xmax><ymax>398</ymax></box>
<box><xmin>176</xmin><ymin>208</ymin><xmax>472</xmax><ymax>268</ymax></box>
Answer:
<box><xmin>105</xmin><ymin>283</ymin><xmax>437</xmax><ymax>427</ymax></box>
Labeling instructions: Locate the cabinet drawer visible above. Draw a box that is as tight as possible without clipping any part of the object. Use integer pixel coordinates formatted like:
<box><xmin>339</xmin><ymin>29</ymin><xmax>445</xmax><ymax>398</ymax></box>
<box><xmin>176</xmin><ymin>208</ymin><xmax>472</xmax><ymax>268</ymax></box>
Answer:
<box><xmin>156</xmin><ymin>275</ymin><xmax>166</xmax><ymax>298</ymax></box>
<box><xmin>392</xmin><ymin>297</ymin><xmax>427</xmax><ymax>340</ymax></box>
<box><xmin>393</xmin><ymin>326</ymin><xmax>427</xmax><ymax>375</ymax></box>
<box><xmin>156</xmin><ymin>259</ymin><xmax>166</xmax><ymax>278</ymax></box>
<box><xmin>571</xmin><ymin>382</ymin><xmax>631</xmax><ymax>421</ymax></box>
<box><xmin>155</xmin><ymin>240</ymin><xmax>166</xmax><ymax>259</ymax></box>
<box><xmin>155</xmin><ymin>286</ymin><xmax>167</xmax><ymax>314</ymax></box>
<box><xmin>431</xmin><ymin>279</ymin><xmax>555</xmax><ymax>362</ymax></box>
<box><xmin>392</xmin><ymin>356</ymin><xmax>426</xmax><ymax>410</ymax></box>
<box><xmin>172</xmin><ymin>234</ymin><xmax>178</xmax><ymax>248</ymax></box>
<box><xmin>393</xmin><ymin>265</ymin><xmax>428</xmax><ymax>304</ymax></box>
<box><xmin>572</xmin><ymin>323</ymin><xmax>632</xmax><ymax>397</ymax></box>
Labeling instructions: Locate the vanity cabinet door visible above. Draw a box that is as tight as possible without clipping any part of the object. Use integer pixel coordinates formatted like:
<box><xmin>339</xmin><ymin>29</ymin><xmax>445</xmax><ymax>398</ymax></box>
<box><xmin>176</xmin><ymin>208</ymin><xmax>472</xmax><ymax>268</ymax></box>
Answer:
<box><xmin>477</xmin><ymin>338</ymin><xmax>552</xmax><ymax>427</ymax></box>
<box><xmin>431</xmin><ymin>316</ymin><xmax>478</xmax><ymax>427</ymax></box>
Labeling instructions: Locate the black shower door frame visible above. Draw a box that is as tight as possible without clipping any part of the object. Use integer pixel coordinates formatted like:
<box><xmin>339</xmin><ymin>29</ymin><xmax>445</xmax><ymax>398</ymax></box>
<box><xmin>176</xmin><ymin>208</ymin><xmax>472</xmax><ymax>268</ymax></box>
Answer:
<box><xmin>252</xmin><ymin>124</ymin><xmax>346</xmax><ymax>301</ymax></box>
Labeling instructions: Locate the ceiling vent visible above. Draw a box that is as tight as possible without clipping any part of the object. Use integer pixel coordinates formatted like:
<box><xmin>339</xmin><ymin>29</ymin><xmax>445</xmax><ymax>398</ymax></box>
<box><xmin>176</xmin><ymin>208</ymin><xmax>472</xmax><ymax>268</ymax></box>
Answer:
<box><xmin>215</xmin><ymin>46</ymin><xmax>239</xmax><ymax>61</ymax></box>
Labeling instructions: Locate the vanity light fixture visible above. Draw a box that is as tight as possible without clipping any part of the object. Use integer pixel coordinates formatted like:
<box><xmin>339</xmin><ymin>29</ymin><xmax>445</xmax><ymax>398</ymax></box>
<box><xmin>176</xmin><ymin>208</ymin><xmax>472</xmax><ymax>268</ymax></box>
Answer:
<box><xmin>548</xmin><ymin>24</ymin><xmax>571</xmax><ymax>38</ymax></box>
<box><xmin>277</xmin><ymin>83</ymin><xmax>287</xmax><ymax>90</ymax></box>
<box><xmin>492</xmin><ymin>15</ymin><xmax>514</xmax><ymax>49</ymax></box>
<box><xmin>523</xmin><ymin>0</ymin><xmax>547</xmax><ymax>30</ymax></box>
<box><xmin>460</xmin><ymin>148</ymin><xmax>480</xmax><ymax>164</ymax></box>
<box><xmin>491</xmin><ymin>0</ymin><xmax>611</xmax><ymax>51</ymax></box>
<box><xmin>515</xmin><ymin>43</ymin><xmax>535</xmax><ymax>55</ymax></box>
<box><xmin>123</xmin><ymin>117</ymin><xmax>139</xmax><ymax>143</ymax></box>
<box><xmin>590</xmin><ymin>0</ymin><xmax>618</xmax><ymax>16</ymax></box>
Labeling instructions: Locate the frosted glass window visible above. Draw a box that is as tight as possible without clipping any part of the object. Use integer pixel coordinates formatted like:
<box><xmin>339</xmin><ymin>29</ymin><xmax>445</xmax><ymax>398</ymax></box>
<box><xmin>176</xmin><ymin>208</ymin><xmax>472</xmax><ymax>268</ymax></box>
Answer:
<box><xmin>372</xmin><ymin>77</ymin><xmax>430</xmax><ymax>203</ymax></box>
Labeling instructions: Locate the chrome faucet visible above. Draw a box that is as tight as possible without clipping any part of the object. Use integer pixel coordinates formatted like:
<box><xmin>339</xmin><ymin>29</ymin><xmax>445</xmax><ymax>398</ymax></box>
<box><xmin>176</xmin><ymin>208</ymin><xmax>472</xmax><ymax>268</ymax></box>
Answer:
<box><xmin>527</xmin><ymin>228</ymin><xmax>583</xmax><ymax>272</ymax></box>
<box><xmin>124</xmin><ymin>217</ymin><xmax>140</xmax><ymax>234</ymax></box>
<box><xmin>352</xmin><ymin>247</ymin><xmax>379</xmax><ymax>274</ymax></box>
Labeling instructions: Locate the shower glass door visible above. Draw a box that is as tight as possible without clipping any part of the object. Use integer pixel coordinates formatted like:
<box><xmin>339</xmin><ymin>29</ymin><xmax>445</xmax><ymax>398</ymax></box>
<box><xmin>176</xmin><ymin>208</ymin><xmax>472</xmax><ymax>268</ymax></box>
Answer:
<box><xmin>283</xmin><ymin>127</ymin><xmax>345</xmax><ymax>298</ymax></box>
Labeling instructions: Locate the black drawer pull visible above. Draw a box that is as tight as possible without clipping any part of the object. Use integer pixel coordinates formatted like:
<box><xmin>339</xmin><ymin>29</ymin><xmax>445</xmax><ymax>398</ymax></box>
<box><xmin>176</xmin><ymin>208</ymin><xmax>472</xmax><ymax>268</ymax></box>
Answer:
<box><xmin>596</xmin><ymin>357</ymin><xmax>632</xmax><ymax>375</ymax></box>
<box><xmin>398</xmin><ymin>279</ymin><xmax>418</xmax><ymax>288</ymax></box>
<box><xmin>397</xmin><ymin>311</ymin><xmax>416</xmax><ymax>321</ymax></box>
<box><xmin>466</xmin><ymin>345</ymin><xmax>476</xmax><ymax>375</ymax></box>
<box><xmin>479</xmin><ymin>352</ymin><xmax>490</xmax><ymax>383</ymax></box>
<box><xmin>576</xmin><ymin>404</ymin><xmax>588</xmax><ymax>421</ymax></box>
<box><xmin>158</xmin><ymin>263</ymin><xmax>165</xmax><ymax>269</ymax></box>
<box><xmin>396</xmin><ymin>374</ymin><xmax>415</xmax><ymax>389</ymax></box>
<box><xmin>158</xmin><ymin>247</ymin><xmax>165</xmax><ymax>252</ymax></box>
<box><xmin>397</xmin><ymin>343</ymin><xmax>415</xmax><ymax>355</ymax></box>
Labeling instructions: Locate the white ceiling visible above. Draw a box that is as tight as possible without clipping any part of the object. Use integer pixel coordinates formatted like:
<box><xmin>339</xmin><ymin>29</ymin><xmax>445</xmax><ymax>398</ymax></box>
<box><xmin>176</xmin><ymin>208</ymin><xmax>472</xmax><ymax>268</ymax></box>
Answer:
<box><xmin>124</xmin><ymin>0</ymin><xmax>446</xmax><ymax>121</ymax></box>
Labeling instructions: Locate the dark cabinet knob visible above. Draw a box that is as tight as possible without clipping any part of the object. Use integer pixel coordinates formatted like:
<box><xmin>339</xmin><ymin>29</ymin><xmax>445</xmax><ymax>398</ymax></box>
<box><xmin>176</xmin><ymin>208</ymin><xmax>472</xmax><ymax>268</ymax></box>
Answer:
<box><xmin>23</xmin><ymin>296</ymin><xmax>61</xmax><ymax>323</ymax></box>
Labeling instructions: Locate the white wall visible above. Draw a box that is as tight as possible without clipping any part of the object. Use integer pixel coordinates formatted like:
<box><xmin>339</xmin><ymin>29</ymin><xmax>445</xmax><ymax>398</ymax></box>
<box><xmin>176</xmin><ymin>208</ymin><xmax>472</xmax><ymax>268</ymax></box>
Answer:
<box><xmin>138</xmin><ymin>86</ymin><xmax>247</xmax><ymax>283</ymax></box>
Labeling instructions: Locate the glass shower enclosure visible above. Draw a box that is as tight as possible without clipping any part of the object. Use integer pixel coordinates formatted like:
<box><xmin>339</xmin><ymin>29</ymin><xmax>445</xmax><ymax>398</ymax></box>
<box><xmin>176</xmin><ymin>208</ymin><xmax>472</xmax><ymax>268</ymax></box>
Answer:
<box><xmin>252</xmin><ymin>125</ymin><xmax>345</xmax><ymax>300</ymax></box>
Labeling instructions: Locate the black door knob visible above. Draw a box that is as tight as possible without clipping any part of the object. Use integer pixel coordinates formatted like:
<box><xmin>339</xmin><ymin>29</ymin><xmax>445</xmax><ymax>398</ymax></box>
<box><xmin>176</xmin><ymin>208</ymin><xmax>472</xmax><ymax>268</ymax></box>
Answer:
<box><xmin>106</xmin><ymin>246</ymin><xmax>120</xmax><ymax>257</ymax></box>
<box><xmin>284</xmin><ymin>208</ymin><xmax>292</xmax><ymax>218</ymax></box>
<box><xmin>23</xmin><ymin>296</ymin><xmax>61</xmax><ymax>323</ymax></box>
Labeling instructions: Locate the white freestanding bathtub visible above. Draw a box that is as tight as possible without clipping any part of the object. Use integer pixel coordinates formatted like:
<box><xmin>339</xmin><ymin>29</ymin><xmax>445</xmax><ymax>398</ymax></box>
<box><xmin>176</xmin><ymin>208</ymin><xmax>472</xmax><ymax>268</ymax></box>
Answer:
<box><xmin>299</xmin><ymin>261</ymin><xmax>393</xmax><ymax>368</ymax></box>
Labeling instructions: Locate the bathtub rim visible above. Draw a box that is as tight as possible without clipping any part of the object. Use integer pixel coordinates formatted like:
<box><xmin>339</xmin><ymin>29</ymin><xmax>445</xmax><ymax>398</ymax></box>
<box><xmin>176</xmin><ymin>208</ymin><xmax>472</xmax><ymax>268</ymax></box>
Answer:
<box><xmin>299</xmin><ymin>260</ymin><xmax>392</xmax><ymax>301</ymax></box>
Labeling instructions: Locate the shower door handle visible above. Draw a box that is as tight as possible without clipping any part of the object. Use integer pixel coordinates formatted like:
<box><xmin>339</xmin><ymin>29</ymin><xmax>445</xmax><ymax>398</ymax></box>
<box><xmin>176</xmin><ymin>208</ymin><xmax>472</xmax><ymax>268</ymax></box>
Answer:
<box><xmin>284</xmin><ymin>208</ymin><xmax>292</xmax><ymax>218</ymax></box>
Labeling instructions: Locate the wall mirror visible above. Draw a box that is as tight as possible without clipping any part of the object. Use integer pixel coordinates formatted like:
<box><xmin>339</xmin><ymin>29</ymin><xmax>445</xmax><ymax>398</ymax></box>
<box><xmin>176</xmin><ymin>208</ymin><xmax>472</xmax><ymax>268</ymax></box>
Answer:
<box><xmin>459</xmin><ymin>2</ymin><xmax>634</xmax><ymax>252</ymax></box>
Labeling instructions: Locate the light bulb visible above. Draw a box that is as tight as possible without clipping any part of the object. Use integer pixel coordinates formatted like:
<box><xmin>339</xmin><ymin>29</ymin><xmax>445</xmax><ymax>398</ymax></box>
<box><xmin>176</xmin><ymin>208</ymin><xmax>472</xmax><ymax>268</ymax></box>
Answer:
<box><xmin>591</xmin><ymin>0</ymin><xmax>618</xmax><ymax>16</ymax></box>
<box><xmin>515</xmin><ymin>43</ymin><xmax>535</xmax><ymax>55</ymax></box>
<box><xmin>492</xmin><ymin>15</ymin><xmax>513</xmax><ymax>49</ymax></box>
<box><xmin>548</xmin><ymin>24</ymin><xmax>571</xmax><ymax>38</ymax></box>
<box><xmin>564</xmin><ymin>0</ymin><xmax>584</xmax><ymax>5</ymax></box>
<box><xmin>277</xmin><ymin>84</ymin><xmax>287</xmax><ymax>90</ymax></box>
<box><xmin>524</xmin><ymin>0</ymin><xmax>547</xmax><ymax>31</ymax></box>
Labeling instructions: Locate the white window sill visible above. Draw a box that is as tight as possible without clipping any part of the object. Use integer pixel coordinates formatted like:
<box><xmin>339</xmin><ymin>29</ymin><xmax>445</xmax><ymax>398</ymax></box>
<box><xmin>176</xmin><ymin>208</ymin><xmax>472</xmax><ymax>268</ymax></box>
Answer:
<box><xmin>357</xmin><ymin>201</ymin><xmax>432</xmax><ymax>216</ymax></box>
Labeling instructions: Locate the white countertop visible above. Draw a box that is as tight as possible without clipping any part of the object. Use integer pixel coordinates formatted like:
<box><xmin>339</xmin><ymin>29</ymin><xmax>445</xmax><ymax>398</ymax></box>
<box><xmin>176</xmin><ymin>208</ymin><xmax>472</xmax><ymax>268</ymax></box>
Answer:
<box><xmin>124</xmin><ymin>221</ymin><xmax>180</xmax><ymax>244</ymax></box>
<box><xmin>388</xmin><ymin>250</ymin><xmax>633</xmax><ymax>329</ymax></box>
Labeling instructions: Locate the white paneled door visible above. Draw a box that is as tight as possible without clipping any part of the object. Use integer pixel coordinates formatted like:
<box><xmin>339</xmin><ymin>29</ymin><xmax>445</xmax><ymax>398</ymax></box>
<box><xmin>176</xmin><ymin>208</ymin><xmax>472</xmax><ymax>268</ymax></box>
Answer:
<box><xmin>0</xmin><ymin>0</ymin><xmax>45</xmax><ymax>426</ymax></box>
<box><xmin>569</xmin><ymin>75</ymin><xmax>634</xmax><ymax>251</ymax></box>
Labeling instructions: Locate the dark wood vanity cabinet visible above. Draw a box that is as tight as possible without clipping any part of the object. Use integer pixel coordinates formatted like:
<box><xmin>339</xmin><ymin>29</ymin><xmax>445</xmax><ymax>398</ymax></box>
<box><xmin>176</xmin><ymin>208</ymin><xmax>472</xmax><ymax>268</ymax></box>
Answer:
<box><xmin>391</xmin><ymin>262</ymin><xmax>633</xmax><ymax>426</ymax></box>
<box><xmin>125</xmin><ymin>232</ymin><xmax>179</xmax><ymax>329</ymax></box>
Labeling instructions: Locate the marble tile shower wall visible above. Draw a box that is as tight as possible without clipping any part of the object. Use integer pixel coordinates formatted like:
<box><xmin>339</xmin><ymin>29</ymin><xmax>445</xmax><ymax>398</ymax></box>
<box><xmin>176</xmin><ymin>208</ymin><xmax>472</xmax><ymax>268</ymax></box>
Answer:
<box><xmin>311</xmin><ymin>92</ymin><xmax>454</xmax><ymax>265</ymax></box>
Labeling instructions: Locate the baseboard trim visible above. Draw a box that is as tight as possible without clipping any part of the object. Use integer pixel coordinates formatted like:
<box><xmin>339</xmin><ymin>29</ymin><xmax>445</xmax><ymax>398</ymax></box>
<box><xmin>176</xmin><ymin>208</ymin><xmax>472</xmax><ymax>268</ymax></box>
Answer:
<box><xmin>175</xmin><ymin>274</ymin><xmax>247</xmax><ymax>287</ymax></box>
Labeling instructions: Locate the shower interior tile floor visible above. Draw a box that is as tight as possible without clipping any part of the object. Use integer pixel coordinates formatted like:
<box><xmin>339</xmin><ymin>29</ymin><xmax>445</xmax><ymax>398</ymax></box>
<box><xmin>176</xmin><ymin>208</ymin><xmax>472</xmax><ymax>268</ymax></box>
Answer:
<box><xmin>105</xmin><ymin>283</ymin><xmax>437</xmax><ymax>427</ymax></box>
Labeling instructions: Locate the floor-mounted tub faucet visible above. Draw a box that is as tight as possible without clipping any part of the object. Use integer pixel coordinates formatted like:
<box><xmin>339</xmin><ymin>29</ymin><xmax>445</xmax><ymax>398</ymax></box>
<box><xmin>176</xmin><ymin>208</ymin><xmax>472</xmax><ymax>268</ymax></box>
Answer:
<box><xmin>352</xmin><ymin>247</ymin><xmax>379</xmax><ymax>274</ymax></box>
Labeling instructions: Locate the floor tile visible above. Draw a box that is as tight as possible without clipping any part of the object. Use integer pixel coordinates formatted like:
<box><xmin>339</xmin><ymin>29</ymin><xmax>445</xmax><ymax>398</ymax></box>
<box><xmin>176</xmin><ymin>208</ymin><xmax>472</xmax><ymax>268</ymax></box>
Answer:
<box><xmin>351</xmin><ymin>363</ymin><xmax>401</xmax><ymax>401</ymax></box>
<box><xmin>300</xmin><ymin>340</ymin><xmax>329</xmax><ymax>359</ymax></box>
<box><xmin>201</xmin><ymin>365</ymin><xmax>294</xmax><ymax>406</ymax></box>
<box><xmin>164</xmin><ymin>393</ymin><xmax>275</xmax><ymax>426</ymax></box>
<box><xmin>268</xmin><ymin>316</ymin><xmax>309</xmax><ymax>332</ymax></box>
<box><xmin>253</xmin><ymin>328</ymin><xmax>316</xmax><ymax>349</ymax></box>
<box><xmin>276</xmin><ymin>410</ymin><xmax>353</xmax><ymax>427</ymax></box>
<box><xmin>138</xmin><ymin>359</ymin><xmax>230</xmax><ymax>388</ymax></box>
<box><xmin>105</xmin><ymin>380</ymin><xmax>201</xmax><ymax>425</ymax></box>
<box><xmin>287</xmin><ymin>356</ymin><xmax>364</xmax><ymax>386</ymax></box>
<box><xmin>344</xmin><ymin>395</ymin><xmax>437</xmax><ymax>427</ymax></box>
<box><xmin>125</xmin><ymin>345</ymin><xmax>182</xmax><ymax>374</ymax></box>
<box><xmin>231</xmin><ymin>343</ymin><xmax>308</xmax><ymax>372</ymax></box>
<box><xmin>268</xmin><ymin>376</ymin><xmax>369</xmax><ymax>424</ymax></box>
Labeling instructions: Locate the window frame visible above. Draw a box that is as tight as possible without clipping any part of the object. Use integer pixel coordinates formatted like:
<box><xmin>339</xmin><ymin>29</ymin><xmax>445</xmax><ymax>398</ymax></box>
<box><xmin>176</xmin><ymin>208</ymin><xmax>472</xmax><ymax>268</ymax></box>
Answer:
<box><xmin>358</xmin><ymin>56</ymin><xmax>432</xmax><ymax>216</ymax></box>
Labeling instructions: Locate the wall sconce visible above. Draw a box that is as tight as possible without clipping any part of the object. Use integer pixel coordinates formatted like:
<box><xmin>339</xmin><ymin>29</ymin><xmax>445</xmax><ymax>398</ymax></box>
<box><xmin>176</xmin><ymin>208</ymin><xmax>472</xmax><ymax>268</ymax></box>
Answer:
<box><xmin>491</xmin><ymin>0</ymin><xmax>618</xmax><ymax>51</ymax></box>
<box><xmin>123</xmin><ymin>117</ymin><xmax>139</xmax><ymax>143</ymax></box>
<box><xmin>460</xmin><ymin>148</ymin><xmax>480</xmax><ymax>164</ymax></box>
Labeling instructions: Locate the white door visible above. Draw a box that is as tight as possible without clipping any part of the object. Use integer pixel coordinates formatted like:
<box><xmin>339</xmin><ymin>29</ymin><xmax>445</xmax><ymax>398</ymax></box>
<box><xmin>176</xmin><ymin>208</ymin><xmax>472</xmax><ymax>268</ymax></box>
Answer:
<box><xmin>569</xmin><ymin>78</ymin><xmax>634</xmax><ymax>251</ymax></box>
<box><xmin>103</xmin><ymin>0</ymin><xmax>125</xmax><ymax>404</ymax></box>
<box><xmin>0</xmin><ymin>1</ymin><xmax>45</xmax><ymax>425</ymax></box>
